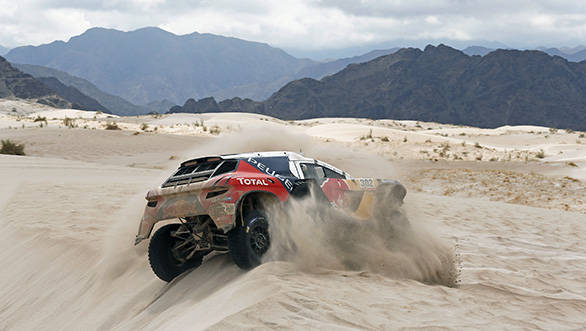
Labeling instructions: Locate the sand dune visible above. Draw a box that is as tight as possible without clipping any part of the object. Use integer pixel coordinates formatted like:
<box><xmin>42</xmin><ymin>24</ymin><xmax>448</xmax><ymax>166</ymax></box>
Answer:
<box><xmin>1</xmin><ymin>104</ymin><xmax>585</xmax><ymax>329</ymax></box>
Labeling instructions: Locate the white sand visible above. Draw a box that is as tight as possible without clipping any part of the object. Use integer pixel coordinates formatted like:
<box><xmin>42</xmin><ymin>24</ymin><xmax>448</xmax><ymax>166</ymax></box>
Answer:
<box><xmin>1</xmin><ymin>100</ymin><xmax>585</xmax><ymax>329</ymax></box>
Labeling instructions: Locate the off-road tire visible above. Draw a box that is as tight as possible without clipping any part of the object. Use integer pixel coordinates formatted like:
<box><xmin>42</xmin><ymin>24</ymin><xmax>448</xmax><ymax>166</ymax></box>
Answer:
<box><xmin>148</xmin><ymin>224</ymin><xmax>203</xmax><ymax>282</ymax></box>
<box><xmin>228</xmin><ymin>210</ymin><xmax>270</xmax><ymax>269</ymax></box>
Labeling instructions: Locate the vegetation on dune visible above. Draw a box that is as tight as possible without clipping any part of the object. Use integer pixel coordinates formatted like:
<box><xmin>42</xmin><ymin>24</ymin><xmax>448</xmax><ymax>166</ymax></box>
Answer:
<box><xmin>63</xmin><ymin>117</ymin><xmax>75</xmax><ymax>128</ymax></box>
<box><xmin>0</xmin><ymin>139</ymin><xmax>25</xmax><ymax>155</ymax></box>
<box><xmin>104</xmin><ymin>122</ymin><xmax>120</xmax><ymax>130</ymax></box>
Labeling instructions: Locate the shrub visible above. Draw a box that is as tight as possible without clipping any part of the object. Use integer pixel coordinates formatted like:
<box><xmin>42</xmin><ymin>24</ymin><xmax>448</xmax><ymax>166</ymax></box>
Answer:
<box><xmin>209</xmin><ymin>125</ymin><xmax>221</xmax><ymax>135</ymax></box>
<box><xmin>140</xmin><ymin>123</ymin><xmax>149</xmax><ymax>131</ymax></box>
<box><xmin>474</xmin><ymin>142</ymin><xmax>482</xmax><ymax>148</ymax></box>
<box><xmin>33</xmin><ymin>116</ymin><xmax>47</xmax><ymax>123</ymax></box>
<box><xmin>0</xmin><ymin>139</ymin><xmax>25</xmax><ymax>155</ymax></box>
<box><xmin>63</xmin><ymin>117</ymin><xmax>75</xmax><ymax>128</ymax></box>
<box><xmin>105</xmin><ymin>122</ymin><xmax>120</xmax><ymax>130</ymax></box>
<box><xmin>360</xmin><ymin>129</ymin><xmax>373</xmax><ymax>141</ymax></box>
<box><xmin>381</xmin><ymin>136</ymin><xmax>390</xmax><ymax>142</ymax></box>
<box><xmin>536</xmin><ymin>149</ymin><xmax>545</xmax><ymax>159</ymax></box>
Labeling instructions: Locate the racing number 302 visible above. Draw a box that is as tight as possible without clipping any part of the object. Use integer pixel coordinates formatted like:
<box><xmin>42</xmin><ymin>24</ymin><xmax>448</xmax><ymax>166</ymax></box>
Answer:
<box><xmin>359</xmin><ymin>178</ymin><xmax>374</xmax><ymax>188</ymax></box>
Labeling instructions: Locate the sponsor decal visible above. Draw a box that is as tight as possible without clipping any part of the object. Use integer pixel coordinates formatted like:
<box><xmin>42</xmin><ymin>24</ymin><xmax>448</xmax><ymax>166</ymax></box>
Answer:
<box><xmin>247</xmin><ymin>157</ymin><xmax>294</xmax><ymax>191</ymax></box>
<box><xmin>236</xmin><ymin>177</ymin><xmax>270</xmax><ymax>186</ymax></box>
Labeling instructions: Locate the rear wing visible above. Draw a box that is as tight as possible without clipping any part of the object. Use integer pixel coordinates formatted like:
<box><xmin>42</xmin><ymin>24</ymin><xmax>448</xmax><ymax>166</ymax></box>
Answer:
<box><xmin>162</xmin><ymin>156</ymin><xmax>237</xmax><ymax>188</ymax></box>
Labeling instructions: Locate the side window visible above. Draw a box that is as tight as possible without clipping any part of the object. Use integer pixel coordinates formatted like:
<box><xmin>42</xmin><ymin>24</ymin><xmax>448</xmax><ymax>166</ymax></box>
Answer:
<box><xmin>300</xmin><ymin>163</ymin><xmax>325</xmax><ymax>179</ymax></box>
<box><xmin>323</xmin><ymin>167</ymin><xmax>345</xmax><ymax>179</ymax></box>
<box><xmin>212</xmin><ymin>160</ymin><xmax>238</xmax><ymax>177</ymax></box>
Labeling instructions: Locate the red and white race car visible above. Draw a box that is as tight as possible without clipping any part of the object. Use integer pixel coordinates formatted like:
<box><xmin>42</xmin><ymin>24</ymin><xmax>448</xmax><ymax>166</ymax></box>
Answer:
<box><xmin>135</xmin><ymin>151</ymin><xmax>407</xmax><ymax>281</ymax></box>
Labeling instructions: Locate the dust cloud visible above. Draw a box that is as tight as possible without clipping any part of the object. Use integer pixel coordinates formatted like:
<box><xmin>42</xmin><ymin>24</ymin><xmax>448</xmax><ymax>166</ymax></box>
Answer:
<box><xmin>265</xmin><ymin>196</ymin><xmax>459</xmax><ymax>287</ymax></box>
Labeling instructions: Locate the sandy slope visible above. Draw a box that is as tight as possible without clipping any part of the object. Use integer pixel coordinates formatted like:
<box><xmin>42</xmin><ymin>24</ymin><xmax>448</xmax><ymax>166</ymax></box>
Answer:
<box><xmin>1</xmin><ymin>104</ymin><xmax>585</xmax><ymax>329</ymax></box>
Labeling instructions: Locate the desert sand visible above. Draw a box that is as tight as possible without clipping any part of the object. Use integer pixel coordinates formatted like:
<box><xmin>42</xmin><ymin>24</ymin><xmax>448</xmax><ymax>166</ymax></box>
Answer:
<box><xmin>0</xmin><ymin>99</ymin><xmax>585</xmax><ymax>329</ymax></box>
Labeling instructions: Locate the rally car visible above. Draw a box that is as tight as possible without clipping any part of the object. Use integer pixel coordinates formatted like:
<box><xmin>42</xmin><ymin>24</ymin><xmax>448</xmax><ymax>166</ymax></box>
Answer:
<box><xmin>135</xmin><ymin>151</ymin><xmax>407</xmax><ymax>282</ymax></box>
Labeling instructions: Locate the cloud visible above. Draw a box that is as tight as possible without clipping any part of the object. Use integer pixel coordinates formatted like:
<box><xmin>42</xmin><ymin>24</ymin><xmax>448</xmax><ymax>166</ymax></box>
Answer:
<box><xmin>1</xmin><ymin>0</ymin><xmax>586</xmax><ymax>53</ymax></box>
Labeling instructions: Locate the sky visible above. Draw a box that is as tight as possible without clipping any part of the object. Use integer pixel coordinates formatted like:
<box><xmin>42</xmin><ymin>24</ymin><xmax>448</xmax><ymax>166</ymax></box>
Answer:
<box><xmin>1</xmin><ymin>0</ymin><xmax>586</xmax><ymax>58</ymax></box>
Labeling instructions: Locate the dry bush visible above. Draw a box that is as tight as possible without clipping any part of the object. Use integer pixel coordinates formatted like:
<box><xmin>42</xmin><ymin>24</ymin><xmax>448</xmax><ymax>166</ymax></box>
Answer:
<box><xmin>105</xmin><ymin>122</ymin><xmax>120</xmax><ymax>130</ymax></box>
<box><xmin>0</xmin><ymin>139</ymin><xmax>25</xmax><ymax>155</ymax></box>
<box><xmin>209</xmin><ymin>125</ymin><xmax>221</xmax><ymax>135</ymax></box>
<box><xmin>63</xmin><ymin>117</ymin><xmax>75</xmax><ymax>128</ymax></box>
<box><xmin>360</xmin><ymin>129</ymin><xmax>373</xmax><ymax>140</ymax></box>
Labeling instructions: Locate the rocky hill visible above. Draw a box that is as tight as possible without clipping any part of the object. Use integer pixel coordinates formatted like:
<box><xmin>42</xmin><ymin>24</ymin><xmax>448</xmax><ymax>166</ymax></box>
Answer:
<box><xmin>261</xmin><ymin>45</ymin><xmax>586</xmax><ymax>130</ymax></box>
<box><xmin>539</xmin><ymin>47</ymin><xmax>586</xmax><ymax>62</ymax></box>
<box><xmin>295</xmin><ymin>48</ymin><xmax>399</xmax><ymax>79</ymax></box>
<box><xmin>464</xmin><ymin>46</ymin><xmax>586</xmax><ymax>63</ymax></box>
<box><xmin>168</xmin><ymin>96</ymin><xmax>260</xmax><ymax>114</ymax></box>
<box><xmin>36</xmin><ymin>77</ymin><xmax>108</xmax><ymax>112</ymax></box>
<box><xmin>13</xmin><ymin>63</ymin><xmax>146</xmax><ymax>115</ymax></box>
<box><xmin>5</xmin><ymin>27</ymin><xmax>315</xmax><ymax>104</ymax></box>
<box><xmin>170</xmin><ymin>45</ymin><xmax>586</xmax><ymax>131</ymax></box>
<box><xmin>0</xmin><ymin>56</ymin><xmax>71</xmax><ymax>108</ymax></box>
<box><xmin>0</xmin><ymin>56</ymin><xmax>109</xmax><ymax>111</ymax></box>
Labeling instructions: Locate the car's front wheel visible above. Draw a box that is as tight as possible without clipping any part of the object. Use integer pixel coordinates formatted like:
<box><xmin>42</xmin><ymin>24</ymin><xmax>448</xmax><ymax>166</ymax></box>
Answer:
<box><xmin>228</xmin><ymin>210</ymin><xmax>270</xmax><ymax>269</ymax></box>
<box><xmin>148</xmin><ymin>223</ymin><xmax>204</xmax><ymax>282</ymax></box>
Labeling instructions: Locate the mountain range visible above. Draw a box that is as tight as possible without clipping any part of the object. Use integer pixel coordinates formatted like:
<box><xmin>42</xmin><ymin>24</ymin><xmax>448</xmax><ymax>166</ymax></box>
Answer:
<box><xmin>463</xmin><ymin>45</ymin><xmax>586</xmax><ymax>62</ymax></box>
<box><xmin>1</xmin><ymin>55</ymin><xmax>67</xmax><ymax>108</ymax></box>
<box><xmin>13</xmin><ymin>63</ymin><xmax>146</xmax><ymax>115</ymax></box>
<box><xmin>0</xmin><ymin>45</ymin><xmax>8</xmax><ymax>56</ymax></box>
<box><xmin>3</xmin><ymin>28</ymin><xmax>586</xmax><ymax>130</ymax></box>
<box><xmin>4</xmin><ymin>28</ymin><xmax>402</xmax><ymax>107</ymax></box>
<box><xmin>295</xmin><ymin>48</ymin><xmax>398</xmax><ymax>79</ymax></box>
<box><xmin>0</xmin><ymin>56</ymin><xmax>108</xmax><ymax>112</ymax></box>
<box><xmin>5</xmin><ymin>27</ymin><xmax>315</xmax><ymax>105</ymax></box>
<box><xmin>538</xmin><ymin>47</ymin><xmax>586</xmax><ymax>62</ymax></box>
<box><xmin>170</xmin><ymin>45</ymin><xmax>586</xmax><ymax>131</ymax></box>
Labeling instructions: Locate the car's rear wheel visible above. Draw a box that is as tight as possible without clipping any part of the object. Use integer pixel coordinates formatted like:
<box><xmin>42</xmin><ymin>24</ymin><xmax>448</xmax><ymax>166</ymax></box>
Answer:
<box><xmin>228</xmin><ymin>210</ymin><xmax>270</xmax><ymax>269</ymax></box>
<box><xmin>148</xmin><ymin>223</ymin><xmax>204</xmax><ymax>282</ymax></box>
